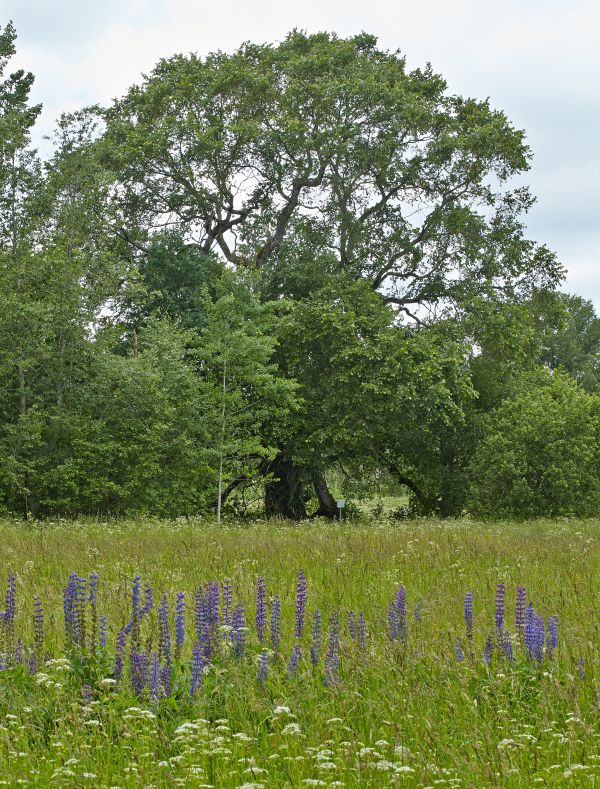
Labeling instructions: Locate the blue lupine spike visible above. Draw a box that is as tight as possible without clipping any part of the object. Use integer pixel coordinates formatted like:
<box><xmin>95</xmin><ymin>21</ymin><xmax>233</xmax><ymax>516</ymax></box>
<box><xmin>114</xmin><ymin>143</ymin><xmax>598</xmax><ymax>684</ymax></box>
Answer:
<box><xmin>208</xmin><ymin>582</ymin><xmax>220</xmax><ymax>628</ymax></box>
<box><xmin>464</xmin><ymin>592</ymin><xmax>473</xmax><ymax>640</ymax></box>
<box><xmin>515</xmin><ymin>586</ymin><xmax>527</xmax><ymax>638</ymax></box>
<box><xmin>495</xmin><ymin>582</ymin><xmax>506</xmax><ymax>633</ymax></box>
<box><xmin>149</xmin><ymin>653</ymin><xmax>160</xmax><ymax>704</ymax></box>
<box><xmin>270</xmin><ymin>595</ymin><xmax>281</xmax><ymax>653</ymax></box>
<box><xmin>310</xmin><ymin>609</ymin><xmax>322</xmax><ymax>666</ymax></box>
<box><xmin>223</xmin><ymin>579</ymin><xmax>233</xmax><ymax>628</ymax></box>
<box><xmin>256</xmin><ymin>577</ymin><xmax>267</xmax><ymax>644</ymax></box>
<box><xmin>483</xmin><ymin>634</ymin><xmax>493</xmax><ymax>665</ymax></box>
<box><xmin>288</xmin><ymin>644</ymin><xmax>302</xmax><ymax>677</ymax></box>
<box><xmin>175</xmin><ymin>592</ymin><xmax>185</xmax><ymax>657</ymax></box>
<box><xmin>257</xmin><ymin>649</ymin><xmax>268</xmax><ymax>687</ymax></box>
<box><xmin>347</xmin><ymin>610</ymin><xmax>357</xmax><ymax>640</ymax></box>
<box><xmin>99</xmin><ymin>615</ymin><xmax>107</xmax><ymax>649</ymax></box>
<box><xmin>190</xmin><ymin>642</ymin><xmax>204</xmax><ymax>697</ymax></box>
<box><xmin>232</xmin><ymin>603</ymin><xmax>246</xmax><ymax>657</ymax></box>
<box><xmin>357</xmin><ymin>611</ymin><xmax>367</xmax><ymax>649</ymax></box>
<box><xmin>295</xmin><ymin>571</ymin><xmax>307</xmax><ymax>639</ymax></box>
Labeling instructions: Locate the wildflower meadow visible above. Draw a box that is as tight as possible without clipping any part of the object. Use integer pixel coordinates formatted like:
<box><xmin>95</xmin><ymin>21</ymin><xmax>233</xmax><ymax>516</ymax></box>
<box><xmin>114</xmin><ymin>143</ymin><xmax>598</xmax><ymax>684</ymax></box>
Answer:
<box><xmin>1</xmin><ymin>517</ymin><xmax>600</xmax><ymax>787</ymax></box>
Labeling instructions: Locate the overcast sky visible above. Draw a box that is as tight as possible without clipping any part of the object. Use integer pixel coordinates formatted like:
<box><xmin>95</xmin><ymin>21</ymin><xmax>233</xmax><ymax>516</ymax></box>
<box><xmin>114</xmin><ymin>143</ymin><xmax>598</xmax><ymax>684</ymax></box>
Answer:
<box><xmin>4</xmin><ymin>0</ymin><xmax>599</xmax><ymax>304</ymax></box>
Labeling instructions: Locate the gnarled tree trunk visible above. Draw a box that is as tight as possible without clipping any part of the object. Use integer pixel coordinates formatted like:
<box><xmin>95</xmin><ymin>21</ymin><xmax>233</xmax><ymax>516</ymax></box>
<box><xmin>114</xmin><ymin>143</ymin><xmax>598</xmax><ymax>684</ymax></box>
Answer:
<box><xmin>311</xmin><ymin>470</ymin><xmax>339</xmax><ymax>518</ymax></box>
<box><xmin>264</xmin><ymin>453</ymin><xmax>307</xmax><ymax>520</ymax></box>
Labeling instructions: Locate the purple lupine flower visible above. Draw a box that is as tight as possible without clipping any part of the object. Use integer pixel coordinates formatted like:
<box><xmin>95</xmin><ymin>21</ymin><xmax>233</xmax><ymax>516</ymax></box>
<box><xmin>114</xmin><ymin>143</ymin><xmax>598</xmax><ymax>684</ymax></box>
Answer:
<box><xmin>64</xmin><ymin>573</ymin><xmax>79</xmax><ymax>645</ymax></box>
<box><xmin>395</xmin><ymin>585</ymin><xmax>407</xmax><ymax>643</ymax></box>
<box><xmin>175</xmin><ymin>592</ymin><xmax>186</xmax><ymax>658</ymax></box>
<box><xmin>114</xmin><ymin>629</ymin><xmax>126</xmax><ymax>682</ymax></box>
<box><xmin>464</xmin><ymin>592</ymin><xmax>473</xmax><ymax>640</ymax></box>
<box><xmin>288</xmin><ymin>644</ymin><xmax>302</xmax><ymax>677</ymax></box>
<box><xmin>149</xmin><ymin>652</ymin><xmax>160</xmax><ymax>704</ymax></box>
<box><xmin>533</xmin><ymin>615</ymin><xmax>545</xmax><ymax>662</ymax></box>
<box><xmin>525</xmin><ymin>603</ymin><xmax>536</xmax><ymax>657</ymax></box>
<box><xmin>295</xmin><ymin>570</ymin><xmax>308</xmax><ymax>639</ymax></box>
<box><xmin>131</xmin><ymin>576</ymin><xmax>141</xmax><ymax>620</ymax></box>
<box><xmin>257</xmin><ymin>649</ymin><xmax>268</xmax><ymax>687</ymax></box>
<box><xmin>547</xmin><ymin>616</ymin><xmax>558</xmax><ymax>653</ymax></box>
<box><xmin>324</xmin><ymin>612</ymin><xmax>340</xmax><ymax>687</ymax></box>
<box><xmin>82</xmin><ymin>684</ymin><xmax>93</xmax><ymax>704</ymax></box>
<box><xmin>388</xmin><ymin>602</ymin><xmax>399</xmax><ymax>641</ymax></box>
<box><xmin>141</xmin><ymin>584</ymin><xmax>154</xmax><ymax>617</ymax></box>
<box><xmin>26</xmin><ymin>652</ymin><xmax>37</xmax><ymax>675</ymax></box>
<box><xmin>223</xmin><ymin>578</ymin><xmax>233</xmax><ymax>628</ymax></box>
<box><xmin>190</xmin><ymin>642</ymin><xmax>204</xmax><ymax>697</ymax></box>
<box><xmin>495</xmin><ymin>582</ymin><xmax>506</xmax><ymax>633</ymax></box>
<box><xmin>130</xmin><ymin>649</ymin><xmax>148</xmax><ymax>695</ymax></box>
<box><xmin>33</xmin><ymin>598</ymin><xmax>44</xmax><ymax>658</ymax></box>
<box><xmin>501</xmin><ymin>630</ymin><xmax>514</xmax><ymax>662</ymax></box>
<box><xmin>158</xmin><ymin>595</ymin><xmax>172</xmax><ymax>669</ymax></box>
<box><xmin>99</xmin><ymin>616</ymin><xmax>107</xmax><ymax>649</ymax></box>
<box><xmin>515</xmin><ymin>586</ymin><xmax>527</xmax><ymax>639</ymax></box>
<box><xmin>4</xmin><ymin>573</ymin><xmax>16</xmax><ymax>626</ymax></box>
<box><xmin>121</xmin><ymin>582</ymin><xmax>152</xmax><ymax>637</ymax></box>
<box><xmin>89</xmin><ymin>573</ymin><xmax>99</xmax><ymax>649</ymax></box>
<box><xmin>232</xmin><ymin>603</ymin><xmax>246</xmax><ymax>657</ymax></box>
<box><xmin>310</xmin><ymin>609</ymin><xmax>322</xmax><ymax>666</ymax></box>
<box><xmin>208</xmin><ymin>582</ymin><xmax>220</xmax><ymax>645</ymax></box>
<box><xmin>455</xmin><ymin>638</ymin><xmax>465</xmax><ymax>661</ymax></box>
<box><xmin>256</xmin><ymin>577</ymin><xmax>267</xmax><ymax>644</ymax></box>
<box><xmin>357</xmin><ymin>611</ymin><xmax>367</xmax><ymax>649</ymax></box>
<box><xmin>578</xmin><ymin>658</ymin><xmax>586</xmax><ymax>679</ymax></box>
<box><xmin>347</xmin><ymin>610</ymin><xmax>357</xmax><ymax>641</ymax></box>
<box><xmin>270</xmin><ymin>595</ymin><xmax>281</xmax><ymax>652</ymax></box>
<box><xmin>414</xmin><ymin>601</ymin><xmax>424</xmax><ymax>624</ymax></box>
<box><xmin>483</xmin><ymin>634</ymin><xmax>493</xmax><ymax>665</ymax></box>
<box><xmin>129</xmin><ymin>575</ymin><xmax>142</xmax><ymax>648</ymax></box>
<box><xmin>14</xmin><ymin>638</ymin><xmax>23</xmax><ymax>665</ymax></box>
<box><xmin>195</xmin><ymin>590</ymin><xmax>212</xmax><ymax>661</ymax></box>
<box><xmin>77</xmin><ymin>575</ymin><xmax>88</xmax><ymax>648</ymax></box>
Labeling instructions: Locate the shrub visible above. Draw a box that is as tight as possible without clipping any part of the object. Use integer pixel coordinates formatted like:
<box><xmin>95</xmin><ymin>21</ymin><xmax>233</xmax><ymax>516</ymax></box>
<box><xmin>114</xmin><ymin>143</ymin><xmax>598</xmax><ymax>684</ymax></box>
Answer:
<box><xmin>468</xmin><ymin>370</ymin><xmax>600</xmax><ymax>517</ymax></box>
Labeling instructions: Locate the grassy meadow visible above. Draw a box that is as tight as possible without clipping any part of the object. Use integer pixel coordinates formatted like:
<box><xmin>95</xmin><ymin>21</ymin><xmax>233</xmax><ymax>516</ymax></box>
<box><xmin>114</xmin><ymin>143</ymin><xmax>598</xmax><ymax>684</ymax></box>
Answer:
<box><xmin>1</xmin><ymin>516</ymin><xmax>600</xmax><ymax>787</ymax></box>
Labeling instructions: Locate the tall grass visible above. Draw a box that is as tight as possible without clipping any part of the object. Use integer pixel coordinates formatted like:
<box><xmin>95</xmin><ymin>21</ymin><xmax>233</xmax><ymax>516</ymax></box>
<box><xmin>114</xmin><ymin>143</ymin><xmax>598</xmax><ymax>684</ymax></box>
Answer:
<box><xmin>1</xmin><ymin>516</ymin><xmax>599</xmax><ymax>787</ymax></box>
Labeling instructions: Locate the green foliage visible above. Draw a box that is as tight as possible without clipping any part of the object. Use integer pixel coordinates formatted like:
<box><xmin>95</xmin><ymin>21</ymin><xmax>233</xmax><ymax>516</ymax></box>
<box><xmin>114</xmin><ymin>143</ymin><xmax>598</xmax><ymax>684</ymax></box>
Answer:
<box><xmin>468</xmin><ymin>370</ymin><xmax>600</xmax><ymax>517</ymax></box>
<box><xmin>0</xmin><ymin>322</ymin><xmax>213</xmax><ymax>516</ymax></box>
<box><xmin>132</xmin><ymin>231</ymin><xmax>223</xmax><ymax>329</ymax></box>
<box><xmin>0</xmin><ymin>24</ymin><xmax>589</xmax><ymax>520</ymax></box>
<box><xmin>195</xmin><ymin>273</ymin><xmax>297</xmax><ymax>513</ymax></box>
<box><xmin>534</xmin><ymin>291</ymin><xmax>600</xmax><ymax>392</ymax></box>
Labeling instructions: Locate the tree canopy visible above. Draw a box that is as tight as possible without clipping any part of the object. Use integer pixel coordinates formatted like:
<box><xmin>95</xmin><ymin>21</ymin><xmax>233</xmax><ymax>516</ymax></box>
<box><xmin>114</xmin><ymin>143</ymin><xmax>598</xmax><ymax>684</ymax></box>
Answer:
<box><xmin>1</xmin><ymin>22</ymin><xmax>594</xmax><ymax>520</ymax></box>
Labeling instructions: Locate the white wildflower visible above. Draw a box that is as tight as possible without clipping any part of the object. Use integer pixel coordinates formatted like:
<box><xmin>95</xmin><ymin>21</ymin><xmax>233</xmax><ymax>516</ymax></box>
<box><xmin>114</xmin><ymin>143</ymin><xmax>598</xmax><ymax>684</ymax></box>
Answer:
<box><xmin>281</xmin><ymin>722</ymin><xmax>302</xmax><ymax>736</ymax></box>
<box><xmin>563</xmin><ymin>764</ymin><xmax>589</xmax><ymax>779</ymax></box>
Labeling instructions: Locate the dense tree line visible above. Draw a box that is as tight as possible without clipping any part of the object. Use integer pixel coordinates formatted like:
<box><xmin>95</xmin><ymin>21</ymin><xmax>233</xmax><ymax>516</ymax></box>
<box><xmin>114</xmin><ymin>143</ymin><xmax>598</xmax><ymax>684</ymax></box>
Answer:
<box><xmin>1</xmin><ymin>22</ymin><xmax>599</xmax><ymax>519</ymax></box>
